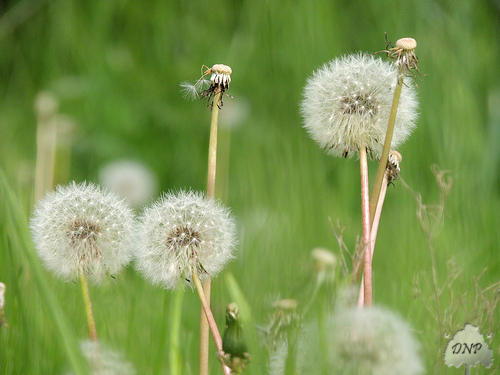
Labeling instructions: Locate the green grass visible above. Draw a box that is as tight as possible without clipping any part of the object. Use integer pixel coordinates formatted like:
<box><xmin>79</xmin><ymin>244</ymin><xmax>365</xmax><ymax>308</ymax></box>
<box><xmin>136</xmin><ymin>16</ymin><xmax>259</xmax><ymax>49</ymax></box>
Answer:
<box><xmin>1</xmin><ymin>0</ymin><xmax>499</xmax><ymax>374</ymax></box>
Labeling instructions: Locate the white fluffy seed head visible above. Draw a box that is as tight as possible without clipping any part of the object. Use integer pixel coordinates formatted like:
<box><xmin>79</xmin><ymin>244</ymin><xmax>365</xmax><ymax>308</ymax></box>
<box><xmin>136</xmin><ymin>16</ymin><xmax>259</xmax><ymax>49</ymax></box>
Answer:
<box><xmin>30</xmin><ymin>182</ymin><xmax>135</xmax><ymax>284</ymax></box>
<box><xmin>301</xmin><ymin>53</ymin><xmax>418</xmax><ymax>158</ymax></box>
<box><xmin>98</xmin><ymin>160</ymin><xmax>158</xmax><ymax>208</ymax></box>
<box><xmin>298</xmin><ymin>306</ymin><xmax>425</xmax><ymax>374</ymax></box>
<box><xmin>134</xmin><ymin>190</ymin><xmax>236</xmax><ymax>290</ymax></box>
<box><xmin>75</xmin><ymin>340</ymin><xmax>136</xmax><ymax>375</ymax></box>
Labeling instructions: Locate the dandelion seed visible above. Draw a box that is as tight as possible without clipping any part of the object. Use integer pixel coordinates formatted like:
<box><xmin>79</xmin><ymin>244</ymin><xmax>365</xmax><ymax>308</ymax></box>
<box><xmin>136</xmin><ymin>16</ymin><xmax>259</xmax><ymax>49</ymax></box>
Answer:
<box><xmin>30</xmin><ymin>182</ymin><xmax>135</xmax><ymax>283</ymax></box>
<box><xmin>301</xmin><ymin>53</ymin><xmax>418</xmax><ymax>158</ymax></box>
<box><xmin>134</xmin><ymin>190</ymin><xmax>236</xmax><ymax>289</ymax></box>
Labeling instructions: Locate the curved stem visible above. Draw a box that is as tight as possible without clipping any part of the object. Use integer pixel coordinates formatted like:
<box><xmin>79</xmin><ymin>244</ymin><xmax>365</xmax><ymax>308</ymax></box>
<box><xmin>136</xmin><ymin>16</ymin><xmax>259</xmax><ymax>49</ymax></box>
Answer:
<box><xmin>192</xmin><ymin>271</ymin><xmax>231</xmax><ymax>375</ymax></box>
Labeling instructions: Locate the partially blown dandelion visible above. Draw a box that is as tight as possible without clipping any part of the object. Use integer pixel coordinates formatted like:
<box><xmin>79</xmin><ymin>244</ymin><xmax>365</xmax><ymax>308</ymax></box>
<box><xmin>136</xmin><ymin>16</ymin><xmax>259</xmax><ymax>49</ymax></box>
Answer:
<box><xmin>134</xmin><ymin>190</ymin><xmax>236</xmax><ymax>289</ymax></box>
<box><xmin>181</xmin><ymin>64</ymin><xmax>233</xmax><ymax>108</ymax></box>
<box><xmin>301</xmin><ymin>53</ymin><xmax>418</xmax><ymax>158</ymax></box>
<box><xmin>30</xmin><ymin>182</ymin><xmax>135</xmax><ymax>283</ymax></box>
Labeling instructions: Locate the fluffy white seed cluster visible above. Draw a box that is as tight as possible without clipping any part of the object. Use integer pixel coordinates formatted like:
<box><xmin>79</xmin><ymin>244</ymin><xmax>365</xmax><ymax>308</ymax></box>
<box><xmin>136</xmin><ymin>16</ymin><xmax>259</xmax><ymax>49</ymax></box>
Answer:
<box><xmin>298</xmin><ymin>306</ymin><xmax>424</xmax><ymax>375</ymax></box>
<box><xmin>65</xmin><ymin>340</ymin><xmax>136</xmax><ymax>375</ymax></box>
<box><xmin>30</xmin><ymin>182</ymin><xmax>135</xmax><ymax>283</ymax></box>
<box><xmin>134</xmin><ymin>190</ymin><xmax>236</xmax><ymax>290</ymax></box>
<box><xmin>98</xmin><ymin>160</ymin><xmax>158</xmax><ymax>208</ymax></box>
<box><xmin>301</xmin><ymin>53</ymin><xmax>418</xmax><ymax>158</ymax></box>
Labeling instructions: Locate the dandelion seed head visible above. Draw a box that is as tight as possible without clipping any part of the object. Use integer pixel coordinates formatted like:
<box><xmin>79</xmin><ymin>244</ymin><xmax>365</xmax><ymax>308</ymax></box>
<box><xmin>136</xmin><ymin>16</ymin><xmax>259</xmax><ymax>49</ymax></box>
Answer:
<box><xmin>71</xmin><ymin>340</ymin><xmax>136</xmax><ymax>375</ymax></box>
<box><xmin>34</xmin><ymin>91</ymin><xmax>59</xmax><ymax>120</ymax></box>
<box><xmin>99</xmin><ymin>160</ymin><xmax>158</xmax><ymax>208</ymax></box>
<box><xmin>134</xmin><ymin>190</ymin><xmax>236</xmax><ymax>289</ymax></box>
<box><xmin>30</xmin><ymin>182</ymin><xmax>135</xmax><ymax>283</ymax></box>
<box><xmin>298</xmin><ymin>306</ymin><xmax>425</xmax><ymax>375</ymax></box>
<box><xmin>301</xmin><ymin>53</ymin><xmax>418</xmax><ymax>158</ymax></box>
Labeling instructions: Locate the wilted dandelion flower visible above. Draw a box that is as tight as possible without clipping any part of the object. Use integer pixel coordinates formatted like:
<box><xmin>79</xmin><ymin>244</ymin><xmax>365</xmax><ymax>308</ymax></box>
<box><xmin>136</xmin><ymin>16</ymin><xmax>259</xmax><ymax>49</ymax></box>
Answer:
<box><xmin>30</xmin><ymin>182</ymin><xmax>135</xmax><ymax>283</ymax></box>
<box><xmin>181</xmin><ymin>64</ymin><xmax>233</xmax><ymax>108</ymax></box>
<box><xmin>301</xmin><ymin>53</ymin><xmax>418</xmax><ymax>158</ymax></box>
<box><xmin>98</xmin><ymin>160</ymin><xmax>158</xmax><ymax>208</ymax></box>
<box><xmin>134</xmin><ymin>190</ymin><xmax>236</xmax><ymax>289</ymax></box>
<box><xmin>298</xmin><ymin>306</ymin><xmax>424</xmax><ymax>375</ymax></box>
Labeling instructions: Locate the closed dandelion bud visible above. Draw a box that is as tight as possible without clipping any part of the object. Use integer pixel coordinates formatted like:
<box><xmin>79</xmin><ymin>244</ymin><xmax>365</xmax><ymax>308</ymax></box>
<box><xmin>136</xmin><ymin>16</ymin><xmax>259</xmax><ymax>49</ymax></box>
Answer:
<box><xmin>218</xmin><ymin>302</ymin><xmax>250</xmax><ymax>373</ymax></box>
<box><xmin>30</xmin><ymin>182</ymin><xmax>135</xmax><ymax>283</ymax></box>
<box><xmin>301</xmin><ymin>53</ymin><xmax>418</xmax><ymax>158</ymax></box>
<box><xmin>134</xmin><ymin>190</ymin><xmax>236</xmax><ymax>290</ymax></box>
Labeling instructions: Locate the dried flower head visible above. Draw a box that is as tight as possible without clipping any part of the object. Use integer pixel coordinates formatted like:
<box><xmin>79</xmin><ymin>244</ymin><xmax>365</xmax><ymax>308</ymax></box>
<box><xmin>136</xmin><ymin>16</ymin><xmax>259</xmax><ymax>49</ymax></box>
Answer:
<box><xmin>134</xmin><ymin>190</ymin><xmax>236</xmax><ymax>289</ymax></box>
<box><xmin>180</xmin><ymin>64</ymin><xmax>233</xmax><ymax>108</ymax></box>
<box><xmin>381</xmin><ymin>36</ymin><xmax>420</xmax><ymax>77</ymax></box>
<box><xmin>30</xmin><ymin>182</ymin><xmax>135</xmax><ymax>283</ymax></box>
<box><xmin>301</xmin><ymin>53</ymin><xmax>418</xmax><ymax>158</ymax></box>
<box><xmin>264</xmin><ymin>299</ymin><xmax>301</xmax><ymax>350</ymax></box>
<box><xmin>298</xmin><ymin>306</ymin><xmax>425</xmax><ymax>374</ymax></box>
<box><xmin>99</xmin><ymin>160</ymin><xmax>158</xmax><ymax>208</ymax></box>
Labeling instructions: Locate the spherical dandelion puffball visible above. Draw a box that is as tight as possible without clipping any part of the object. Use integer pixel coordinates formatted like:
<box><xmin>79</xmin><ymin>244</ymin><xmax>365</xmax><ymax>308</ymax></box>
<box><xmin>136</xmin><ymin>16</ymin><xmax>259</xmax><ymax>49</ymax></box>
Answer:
<box><xmin>134</xmin><ymin>190</ymin><xmax>236</xmax><ymax>290</ymax></box>
<box><xmin>298</xmin><ymin>306</ymin><xmax>425</xmax><ymax>375</ymax></box>
<box><xmin>98</xmin><ymin>159</ymin><xmax>158</xmax><ymax>208</ymax></box>
<box><xmin>30</xmin><ymin>182</ymin><xmax>135</xmax><ymax>284</ymax></box>
<box><xmin>301</xmin><ymin>53</ymin><xmax>418</xmax><ymax>158</ymax></box>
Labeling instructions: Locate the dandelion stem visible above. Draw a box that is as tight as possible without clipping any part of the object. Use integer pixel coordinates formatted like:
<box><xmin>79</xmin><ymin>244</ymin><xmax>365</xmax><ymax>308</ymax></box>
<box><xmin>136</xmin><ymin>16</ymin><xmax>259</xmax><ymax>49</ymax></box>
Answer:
<box><xmin>192</xmin><ymin>270</ymin><xmax>231</xmax><ymax>375</ymax></box>
<box><xmin>359</xmin><ymin>145</ymin><xmax>372</xmax><ymax>306</ymax></box>
<box><xmin>169</xmin><ymin>288</ymin><xmax>184</xmax><ymax>375</ymax></box>
<box><xmin>79</xmin><ymin>272</ymin><xmax>98</xmax><ymax>341</ymax></box>
<box><xmin>369</xmin><ymin>75</ymin><xmax>404</xmax><ymax>225</ymax></box>
<box><xmin>200</xmin><ymin>88</ymin><xmax>222</xmax><ymax>375</ymax></box>
<box><xmin>358</xmin><ymin>170</ymin><xmax>389</xmax><ymax>306</ymax></box>
<box><xmin>34</xmin><ymin>115</ymin><xmax>57</xmax><ymax>201</ymax></box>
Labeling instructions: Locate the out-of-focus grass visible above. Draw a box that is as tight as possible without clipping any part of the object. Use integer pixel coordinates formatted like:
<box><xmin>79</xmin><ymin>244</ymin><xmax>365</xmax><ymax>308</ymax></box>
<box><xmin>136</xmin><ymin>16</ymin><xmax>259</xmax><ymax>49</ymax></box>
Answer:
<box><xmin>1</xmin><ymin>0</ymin><xmax>499</xmax><ymax>373</ymax></box>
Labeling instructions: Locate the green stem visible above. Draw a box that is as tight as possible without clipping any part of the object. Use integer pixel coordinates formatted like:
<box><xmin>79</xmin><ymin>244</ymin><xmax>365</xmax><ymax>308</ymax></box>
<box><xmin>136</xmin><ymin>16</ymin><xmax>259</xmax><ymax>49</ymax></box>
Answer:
<box><xmin>79</xmin><ymin>272</ymin><xmax>98</xmax><ymax>341</ymax></box>
<box><xmin>369</xmin><ymin>75</ymin><xmax>404</xmax><ymax>225</ymax></box>
<box><xmin>192</xmin><ymin>271</ymin><xmax>231</xmax><ymax>375</ymax></box>
<box><xmin>200</xmin><ymin>89</ymin><xmax>222</xmax><ymax>375</ymax></box>
<box><xmin>169</xmin><ymin>288</ymin><xmax>184</xmax><ymax>375</ymax></box>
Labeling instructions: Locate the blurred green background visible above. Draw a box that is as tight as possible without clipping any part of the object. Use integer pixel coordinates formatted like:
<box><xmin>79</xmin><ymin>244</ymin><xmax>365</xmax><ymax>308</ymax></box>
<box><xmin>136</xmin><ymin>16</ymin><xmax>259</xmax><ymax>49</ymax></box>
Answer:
<box><xmin>1</xmin><ymin>0</ymin><xmax>499</xmax><ymax>374</ymax></box>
